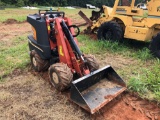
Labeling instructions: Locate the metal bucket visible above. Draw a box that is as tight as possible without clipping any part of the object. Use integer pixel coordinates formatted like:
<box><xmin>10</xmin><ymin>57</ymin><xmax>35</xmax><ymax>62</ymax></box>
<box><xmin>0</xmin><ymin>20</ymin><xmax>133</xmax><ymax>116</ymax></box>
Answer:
<box><xmin>70</xmin><ymin>65</ymin><xmax>126</xmax><ymax>114</ymax></box>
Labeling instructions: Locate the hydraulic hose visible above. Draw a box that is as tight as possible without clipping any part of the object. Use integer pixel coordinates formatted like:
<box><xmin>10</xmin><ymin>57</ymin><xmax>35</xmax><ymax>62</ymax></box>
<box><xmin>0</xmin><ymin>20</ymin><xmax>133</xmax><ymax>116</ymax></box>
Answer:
<box><xmin>60</xmin><ymin>20</ymin><xmax>84</xmax><ymax>61</ymax></box>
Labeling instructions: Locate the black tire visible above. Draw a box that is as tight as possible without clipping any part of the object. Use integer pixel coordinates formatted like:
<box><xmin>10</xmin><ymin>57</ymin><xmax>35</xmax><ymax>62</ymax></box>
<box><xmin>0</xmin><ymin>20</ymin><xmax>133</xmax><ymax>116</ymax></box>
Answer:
<box><xmin>49</xmin><ymin>63</ymin><xmax>73</xmax><ymax>91</ymax></box>
<box><xmin>97</xmin><ymin>21</ymin><xmax>123</xmax><ymax>42</ymax></box>
<box><xmin>84</xmin><ymin>54</ymin><xmax>99</xmax><ymax>72</ymax></box>
<box><xmin>149</xmin><ymin>33</ymin><xmax>160</xmax><ymax>58</ymax></box>
<box><xmin>30</xmin><ymin>50</ymin><xmax>49</xmax><ymax>72</ymax></box>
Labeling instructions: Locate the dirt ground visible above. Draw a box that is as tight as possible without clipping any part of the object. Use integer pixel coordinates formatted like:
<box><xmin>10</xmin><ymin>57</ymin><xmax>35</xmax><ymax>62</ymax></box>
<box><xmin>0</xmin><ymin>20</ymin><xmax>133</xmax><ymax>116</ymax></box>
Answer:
<box><xmin>0</xmin><ymin>20</ymin><xmax>160</xmax><ymax>120</ymax></box>
<box><xmin>0</xmin><ymin>19</ymin><xmax>30</xmax><ymax>43</ymax></box>
<box><xmin>0</xmin><ymin>69</ymin><xmax>160</xmax><ymax>120</ymax></box>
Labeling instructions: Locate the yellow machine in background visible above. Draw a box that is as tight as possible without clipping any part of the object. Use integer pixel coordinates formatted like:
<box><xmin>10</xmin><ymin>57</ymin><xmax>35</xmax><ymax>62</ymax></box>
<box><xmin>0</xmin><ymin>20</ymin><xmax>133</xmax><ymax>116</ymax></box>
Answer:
<box><xmin>79</xmin><ymin>0</ymin><xmax>160</xmax><ymax>58</ymax></box>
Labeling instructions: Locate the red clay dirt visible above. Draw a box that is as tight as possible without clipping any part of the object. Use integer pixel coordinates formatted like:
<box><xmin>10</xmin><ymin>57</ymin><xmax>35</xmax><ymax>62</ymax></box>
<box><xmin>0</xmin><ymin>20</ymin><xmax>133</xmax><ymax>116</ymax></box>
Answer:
<box><xmin>93</xmin><ymin>93</ymin><xmax>160</xmax><ymax>120</ymax></box>
<box><xmin>85</xmin><ymin>33</ymin><xmax>97</xmax><ymax>40</ymax></box>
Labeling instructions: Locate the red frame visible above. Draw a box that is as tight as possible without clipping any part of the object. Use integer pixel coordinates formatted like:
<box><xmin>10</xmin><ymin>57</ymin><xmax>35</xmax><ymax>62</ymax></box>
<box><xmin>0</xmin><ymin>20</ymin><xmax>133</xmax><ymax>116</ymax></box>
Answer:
<box><xmin>46</xmin><ymin>16</ymin><xmax>90</xmax><ymax>76</ymax></box>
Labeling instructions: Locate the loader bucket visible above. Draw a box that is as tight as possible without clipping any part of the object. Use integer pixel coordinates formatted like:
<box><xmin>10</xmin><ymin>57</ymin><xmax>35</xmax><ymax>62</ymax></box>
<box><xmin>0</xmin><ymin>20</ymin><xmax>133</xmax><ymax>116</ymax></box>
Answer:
<box><xmin>70</xmin><ymin>65</ymin><xmax>126</xmax><ymax>114</ymax></box>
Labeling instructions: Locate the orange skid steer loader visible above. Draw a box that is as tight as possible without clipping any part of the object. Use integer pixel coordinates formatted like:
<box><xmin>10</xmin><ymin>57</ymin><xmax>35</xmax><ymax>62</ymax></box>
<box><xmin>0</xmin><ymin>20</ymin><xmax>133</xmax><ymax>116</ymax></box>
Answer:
<box><xmin>27</xmin><ymin>9</ymin><xmax>126</xmax><ymax>114</ymax></box>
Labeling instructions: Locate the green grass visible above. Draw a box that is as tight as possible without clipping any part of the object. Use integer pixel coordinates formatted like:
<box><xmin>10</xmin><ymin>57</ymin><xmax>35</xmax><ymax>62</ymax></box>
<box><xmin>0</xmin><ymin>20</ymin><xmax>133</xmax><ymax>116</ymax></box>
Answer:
<box><xmin>0</xmin><ymin>8</ymin><xmax>37</xmax><ymax>22</ymax></box>
<box><xmin>0</xmin><ymin>35</ymin><xmax>29</xmax><ymax>80</ymax></box>
<box><xmin>0</xmin><ymin>7</ymin><xmax>92</xmax><ymax>23</ymax></box>
<box><xmin>78</xmin><ymin>35</ymin><xmax>153</xmax><ymax>60</ymax></box>
<box><xmin>128</xmin><ymin>60</ymin><xmax>160</xmax><ymax>102</ymax></box>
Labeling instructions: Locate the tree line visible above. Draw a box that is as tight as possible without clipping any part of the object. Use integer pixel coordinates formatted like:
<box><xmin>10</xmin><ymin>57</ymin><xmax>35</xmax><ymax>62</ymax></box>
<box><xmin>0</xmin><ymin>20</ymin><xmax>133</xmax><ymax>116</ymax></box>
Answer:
<box><xmin>0</xmin><ymin>0</ymin><xmax>143</xmax><ymax>7</ymax></box>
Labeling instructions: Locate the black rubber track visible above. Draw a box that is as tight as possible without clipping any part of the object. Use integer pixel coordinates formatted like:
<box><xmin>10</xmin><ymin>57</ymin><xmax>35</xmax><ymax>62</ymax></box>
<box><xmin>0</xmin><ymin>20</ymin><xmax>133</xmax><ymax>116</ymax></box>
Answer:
<box><xmin>97</xmin><ymin>21</ymin><xmax>123</xmax><ymax>42</ymax></box>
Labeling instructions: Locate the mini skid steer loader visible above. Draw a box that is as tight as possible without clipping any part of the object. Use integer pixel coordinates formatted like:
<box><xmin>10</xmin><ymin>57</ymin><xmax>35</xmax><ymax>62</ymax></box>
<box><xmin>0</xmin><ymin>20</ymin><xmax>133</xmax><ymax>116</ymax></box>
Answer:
<box><xmin>27</xmin><ymin>9</ymin><xmax>126</xmax><ymax>114</ymax></box>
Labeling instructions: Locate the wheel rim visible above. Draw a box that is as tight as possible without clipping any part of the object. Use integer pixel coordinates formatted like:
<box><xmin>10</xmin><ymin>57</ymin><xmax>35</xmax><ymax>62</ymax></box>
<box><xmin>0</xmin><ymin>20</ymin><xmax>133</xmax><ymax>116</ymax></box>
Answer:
<box><xmin>52</xmin><ymin>72</ymin><xmax>59</xmax><ymax>84</ymax></box>
<box><xmin>32</xmin><ymin>57</ymin><xmax>37</xmax><ymax>67</ymax></box>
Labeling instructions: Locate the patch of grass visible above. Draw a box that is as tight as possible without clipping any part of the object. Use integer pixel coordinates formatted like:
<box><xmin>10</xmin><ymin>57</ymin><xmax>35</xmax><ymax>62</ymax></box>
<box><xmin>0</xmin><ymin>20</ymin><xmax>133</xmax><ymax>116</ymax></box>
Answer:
<box><xmin>136</xmin><ymin>48</ymin><xmax>152</xmax><ymax>60</ymax></box>
<box><xmin>0</xmin><ymin>34</ymin><xmax>27</xmax><ymax>51</ymax></box>
<box><xmin>128</xmin><ymin>59</ymin><xmax>160</xmax><ymax>102</ymax></box>
<box><xmin>78</xmin><ymin>35</ymin><xmax>153</xmax><ymax>60</ymax></box>
<box><xmin>0</xmin><ymin>8</ymin><xmax>37</xmax><ymax>22</ymax></box>
<box><xmin>0</xmin><ymin>35</ymin><xmax>29</xmax><ymax>80</ymax></box>
<box><xmin>0</xmin><ymin>8</ymin><xmax>92</xmax><ymax>23</ymax></box>
<box><xmin>128</xmin><ymin>77</ymin><xmax>148</xmax><ymax>94</ymax></box>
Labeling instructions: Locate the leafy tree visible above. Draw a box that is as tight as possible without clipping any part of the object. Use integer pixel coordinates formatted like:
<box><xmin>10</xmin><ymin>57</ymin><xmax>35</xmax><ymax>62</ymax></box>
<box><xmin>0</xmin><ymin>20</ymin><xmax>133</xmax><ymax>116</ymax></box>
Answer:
<box><xmin>0</xmin><ymin>0</ymin><xmax>5</xmax><ymax>6</ymax></box>
<box><xmin>16</xmin><ymin>0</ymin><xmax>24</xmax><ymax>7</ymax></box>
